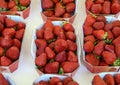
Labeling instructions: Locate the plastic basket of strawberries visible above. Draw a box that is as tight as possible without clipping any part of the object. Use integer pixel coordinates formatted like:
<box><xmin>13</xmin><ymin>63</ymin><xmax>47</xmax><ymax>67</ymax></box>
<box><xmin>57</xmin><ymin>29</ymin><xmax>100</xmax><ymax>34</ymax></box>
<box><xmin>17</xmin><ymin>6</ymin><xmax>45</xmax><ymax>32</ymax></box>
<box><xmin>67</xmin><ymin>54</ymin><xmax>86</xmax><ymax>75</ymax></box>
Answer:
<box><xmin>0</xmin><ymin>0</ymin><xmax>31</xmax><ymax>19</ymax></box>
<box><xmin>82</xmin><ymin>14</ymin><xmax>120</xmax><ymax>73</ymax></box>
<box><xmin>0</xmin><ymin>15</ymin><xmax>26</xmax><ymax>72</ymax></box>
<box><xmin>31</xmin><ymin>20</ymin><xmax>80</xmax><ymax>76</ymax></box>
<box><xmin>40</xmin><ymin>0</ymin><xmax>77</xmax><ymax>23</ymax></box>
<box><xmin>85</xmin><ymin>0</ymin><xmax>120</xmax><ymax>16</ymax></box>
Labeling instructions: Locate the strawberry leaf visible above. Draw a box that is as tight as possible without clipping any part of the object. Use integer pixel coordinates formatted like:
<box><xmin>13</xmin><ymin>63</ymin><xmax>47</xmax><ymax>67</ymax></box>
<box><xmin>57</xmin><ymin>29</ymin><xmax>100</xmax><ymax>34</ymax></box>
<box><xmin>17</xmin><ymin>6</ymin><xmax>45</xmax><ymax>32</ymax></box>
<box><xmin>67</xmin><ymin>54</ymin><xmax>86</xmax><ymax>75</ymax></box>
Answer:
<box><xmin>104</xmin><ymin>39</ymin><xmax>112</xmax><ymax>44</ymax></box>
<box><xmin>102</xmin><ymin>32</ymin><xmax>108</xmax><ymax>40</ymax></box>
<box><xmin>58</xmin><ymin>67</ymin><xmax>64</xmax><ymax>74</ymax></box>
<box><xmin>112</xmin><ymin>58</ymin><xmax>120</xmax><ymax>66</ymax></box>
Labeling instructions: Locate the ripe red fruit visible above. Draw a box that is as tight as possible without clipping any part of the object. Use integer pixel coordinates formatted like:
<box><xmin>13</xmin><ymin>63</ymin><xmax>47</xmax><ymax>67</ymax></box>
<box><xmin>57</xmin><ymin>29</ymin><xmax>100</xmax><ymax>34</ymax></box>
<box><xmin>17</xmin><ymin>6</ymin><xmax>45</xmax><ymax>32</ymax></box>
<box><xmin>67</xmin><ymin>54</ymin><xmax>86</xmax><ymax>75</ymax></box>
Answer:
<box><xmin>0</xmin><ymin>15</ymin><xmax>6</xmax><ymax>24</ymax></box>
<box><xmin>84</xmin><ymin>41</ymin><xmax>94</xmax><ymax>53</ymax></box>
<box><xmin>0</xmin><ymin>56</ymin><xmax>12</xmax><ymax>66</ymax></box>
<box><xmin>5</xmin><ymin>17</ymin><xmax>16</xmax><ymax>28</ymax></box>
<box><xmin>65</xmin><ymin>31</ymin><xmax>76</xmax><ymax>41</ymax></box>
<box><xmin>0</xmin><ymin>0</ymin><xmax>7</xmax><ymax>8</ymax></box>
<box><xmin>103</xmin><ymin>74</ymin><xmax>115</xmax><ymax>85</ymax></box>
<box><xmin>19</xmin><ymin>0</ymin><xmax>30</xmax><ymax>7</ymax></box>
<box><xmin>83</xmin><ymin>25</ymin><xmax>93</xmax><ymax>36</ymax></box>
<box><xmin>63</xmin><ymin>23</ymin><xmax>74</xmax><ymax>32</ymax></box>
<box><xmin>35</xmin><ymin>39</ymin><xmax>47</xmax><ymax>49</ymax></box>
<box><xmin>0</xmin><ymin>47</ymin><xmax>4</xmax><ymax>56</ymax></box>
<box><xmin>68</xmin><ymin>51</ymin><xmax>78</xmax><ymax>62</ymax></box>
<box><xmin>112</xmin><ymin>27</ymin><xmax>120</xmax><ymax>37</ymax></box>
<box><xmin>36</xmin><ymin>29</ymin><xmax>44</xmax><ymax>39</ymax></box>
<box><xmin>111</xmin><ymin>3</ymin><xmax>120</xmax><ymax>14</ymax></box>
<box><xmin>51</xmin><ymin>0</ymin><xmax>59</xmax><ymax>3</ymax></box>
<box><xmin>45</xmin><ymin>47</ymin><xmax>55</xmax><ymax>59</ymax></box>
<box><xmin>0</xmin><ymin>22</ymin><xmax>4</xmax><ymax>32</ymax></box>
<box><xmin>67</xmin><ymin>81</ymin><xmax>79</xmax><ymax>85</ymax></box>
<box><xmin>43</xmin><ymin>10</ymin><xmax>54</xmax><ymax>17</ymax></box>
<box><xmin>95</xmin><ymin>0</ymin><xmax>104</xmax><ymax>4</ymax></box>
<box><xmin>66</xmin><ymin>3</ymin><xmax>75</xmax><ymax>13</ymax></box>
<box><xmin>84</xmin><ymin>35</ymin><xmax>96</xmax><ymax>43</ymax></box>
<box><xmin>49</xmin><ymin>77</ymin><xmax>61</xmax><ymax>85</ymax></box>
<box><xmin>96</xmin><ymin>16</ymin><xmax>106</xmax><ymax>23</ymax></box>
<box><xmin>43</xmin><ymin>20</ymin><xmax>54</xmax><ymax>31</ymax></box>
<box><xmin>86</xmin><ymin>0</ymin><xmax>94</xmax><ymax>10</ymax></box>
<box><xmin>42</xmin><ymin>0</ymin><xmax>53</xmax><ymax>10</ymax></box>
<box><xmin>112</xmin><ymin>20</ymin><xmax>120</xmax><ymax>27</ymax></box>
<box><xmin>57</xmin><ymin>32</ymin><xmax>66</xmax><ymax>40</ymax></box>
<box><xmin>63</xmin><ymin>77</ymin><xmax>73</xmax><ymax>85</ymax></box>
<box><xmin>44</xmin><ymin>30</ymin><xmax>54</xmax><ymax>41</ymax></box>
<box><xmin>104</xmin><ymin>23</ymin><xmax>113</xmax><ymax>31</ymax></box>
<box><xmin>13</xmin><ymin>38</ymin><xmax>21</xmax><ymax>49</ymax></box>
<box><xmin>105</xmin><ymin>44</ymin><xmax>114</xmax><ymax>53</ymax></box>
<box><xmin>8</xmin><ymin>0</ymin><xmax>16</xmax><ymax>9</ymax></box>
<box><xmin>15</xmin><ymin>29</ymin><xmax>25</xmax><ymax>40</ymax></box>
<box><xmin>115</xmin><ymin>74</ymin><xmax>120</xmax><ymax>84</ymax></box>
<box><xmin>63</xmin><ymin>13</ymin><xmax>71</xmax><ymax>18</ymax></box>
<box><xmin>0</xmin><ymin>73</ymin><xmax>9</xmax><ymax>85</ymax></box>
<box><xmin>91</xmin><ymin>4</ymin><xmax>102</xmax><ymax>14</ymax></box>
<box><xmin>93</xmin><ymin>21</ymin><xmax>104</xmax><ymax>30</ymax></box>
<box><xmin>102</xmin><ymin>1</ymin><xmax>111</xmax><ymax>14</ymax></box>
<box><xmin>54</xmin><ymin>25</ymin><xmax>63</xmax><ymax>36</ymax></box>
<box><xmin>17</xmin><ymin>22</ymin><xmax>26</xmax><ymax>30</ymax></box>
<box><xmin>62</xmin><ymin>0</ymin><xmax>74</xmax><ymax>4</ymax></box>
<box><xmin>67</xmin><ymin>40</ymin><xmax>77</xmax><ymax>52</ymax></box>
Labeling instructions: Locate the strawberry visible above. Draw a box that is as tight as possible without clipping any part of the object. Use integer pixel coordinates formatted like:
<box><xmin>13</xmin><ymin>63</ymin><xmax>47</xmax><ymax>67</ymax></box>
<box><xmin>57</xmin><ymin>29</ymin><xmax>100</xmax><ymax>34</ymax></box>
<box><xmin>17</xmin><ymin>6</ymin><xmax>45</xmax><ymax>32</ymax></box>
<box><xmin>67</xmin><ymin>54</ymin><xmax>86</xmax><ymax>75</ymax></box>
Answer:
<box><xmin>104</xmin><ymin>23</ymin><xmax>113</xmax><ymax>31</ymax></box>
<box><xmin>45</xmin><ymin>47</ymin><xmax>55</xmax><ymax>59</ymax></box>
<box><xmin>0</xmin><ymin>73</ymin><xmax>9</xmax><ymax>85</ymax></box>
<box><xmin>55</xmin><ymin>51</ymin><xmax>67</xmax><ymax>63</ymax></box>
<box><xmin>115</xmin><ymin>44</ymin><xmax>120</xmax><ymax>58</ymax></box>
<box><xmin>0</xmin><ymin>56</ymin><xmax>12</xmax><ymax>66</ymax></box>
<box><xmin>54</xmin><ymin>25</ymin><xmax>63</xmax><ymax>36</ymax></box>
<box><xmin>56</xmin><ymin>81</ymin><xmax>63</xmax><ymax>85</ymax></box>
<box><xmin>84</xmin><ymin>41</ymin><xmax>94</xmax><ymax>53</ymax></box>
<box><xmin>48</xmin><ymin>42</ymin><xmax>55</xmax><ymax>50</ymax></box>
<box><xmin>83</xmin><ymin>25</ymin><xmax>93</xmax><ymax>36</ymax></box>
<box><xmin>8</xmin><ymin>0</ymin><xmax>16</xmax><ymax>9</ymax></box>
<box><xmin>42</xmin><ymin>0</ymin><xmax>53</xmax><ymax>10</ymax></box>
<box><xmin>36</xmin><ymin>29</ymin><xmax>44</xmax><ymax>39</ymax></box>
<box><xmin>84</xmin><ymin>35</ymin><xmax>96</xmax><ymax>43</ymax></box>
<box><xmin>102</xmin><ymin>51</ymin><xmax>116</xmax><ymax>65</ymax></box>
<box><xmin>17</xmin><ymin>22</ymin><xmax>26</xmax><ymax>30</ymax></box>
<box><xmin>10</xmin><ymin>6</ymin><xmax>18</xmax><ymax>11</ymax></box>
<box><xmin>38</xmin><ymin>81</ymin><xmax>48</xmax><ymax>85</ymax></box>
<box><xmin>63</xmin><ymin>23</ymin><xmax>74</xmax><ymax>32</ymax></box>
<box><xmin>85</xmin><ymin>53</ymin><xmax>100</xmax><ymax>66</ymax></box>
<box><xmin>113</xmin><ymin>36</ymin><xmax>120</xmax><ymax>45</ymax></box>
<box><xmin>35</xmin><ymin>53</ymin><xmax>47</xmax><ymax>67</ymax></box>
<box><xmin>63</xmin><ymin>13</ymin><xmax>71</xmax><ymax>18</ymax></box>
<box><xmin>68</xmin><ymin>51</ymin><xmax>78</xmax><ymax>62</ymax></box>
<box><xmin>43</xmin><ymin>20</ymin><xmax>54</xmax><ymax>31</ymax></box>
<box><xmin>99</xmin><ymin>61</ymin><xmax>108</xmax><ymax>66</ymax></box>
<box><xmin>103</xmin><ymin>74</ymin><xmax>115</xmax><ymax>85</ymax></box>
<box><xmin>62</xmin><ymin>0</ymin><xmax>74</xmax><ymax>4</ymax></box>
<box><xmin>44</xmin><ymin>30</ymin><xmax>54</xmax><ymax>41</ymax></box>
<box><xmin>35</xmin><ymin>39</ymin><xmax>47</xmax><ymax>49</ymax></box>
<box><xmin>61</xmin><ymin>61</ymin><xmax>79</xmax><ymax>73</ymax></box>
<box><xmin>36</xmin><ymin>47</ymin><xmax>45</xmax><ymax>56</ymax></box>
<box><xmin>96</xmin><ymin>16</ymin><xmax>106</xmax><ymax>23</ymax></box>
<box><xmin>65</xmin><ymin>32</ymin><xmax>76</xmax><ymax>41</ymax></box>
<box><xmin>105</xmin><ymin>44</ymin><xmax>114</xmax><ymax>53</ymax></box>
<box><xmin>0</xmin><ymin>22</ymin><xmax>4</xmax><ymax>32</ymax></box>
<box><xmin>86</xmin><ymin>0</ymin><xmax>94</xmax><ymax>10</ymax></box>
<box><xmin>67</xmin><ymin>81</ymin><xmax>79</xmax><ymax>85</ymax></box>
<box><xmin>55</xmin><ymin>39</ymin><xmax>68</xmax><ymax>53</ymax></box>
<box><xmin>49</xmin><ymin>77</ymin><xmax>61</xmax><ymax>85</ymax></box>
<box><xmin>93</xmin><ymin>30</ymin><xmax>108</xmax><ymax>40</ymax></box>
<box><xmin>19</xmin><ymin>0</ymin><xmax>30</xmax><ymax>7</ymax></box>
<box><xmin>57</xmin><ymin>32</ymin><xmax>66</xmax><ymax>40</ymax></box>
<box><xmin>45</xmin><ymin>62</ymin><xmax>59</xmax><ymax>73</ymax></box>
<box><xmin>112</xmin><ymin>20</ymin><xmax>120</xmax><ymax>27</ymax></box>
<box><xmin>111</xmin><ymin>3</ymin><xmax>120</xmax><ymax>14</ymax></box>
<box><xmin>0</xmin><ymin>15</ymin><xmax>6</xmax><ymax>24</ymax></box>
<box><xmin>106</xmin><ymin>30</ymin><xmax>114</xmax><ymax>40</ymax></box>
<box><xmin>66</xmin><ymin>3</ymin><xmax>75</xmax><ymax>13</ymax></box>
<box><xmin>67</xmin><ymin>40</ymin><xmax>77</xmax><ymax>52</ymax></box>
<box><xmin>6</xmin><ymin>46</ymin><xmax>20</xmax><ymax>60</ymax></box>
<box><xmin>63</xmin><ymin>77</ymin><xmax>73</xmax><ymax>85</ymax></box>
<box><xmin>2</xmin><ymin>28</ymin><xmax>16</xmax><ymax>38</ymax></box>
<box><xmin>93</xmin><ymin>41</ymin><xmax>105</xmax><ymax>56</ymax></box>
<box><xmin>13</xmin><ymin>38</ymin><xmax>21</xmax><ymax>49</ymax></box>
<box><xmin>91</xmin><ymin>4</ymin><xmax>102</xmax><ymax>14</ymax></box>
<box><xmin>115</xmin><ymin>74</ymin><xmax>120</xmax><ymax>84</ymax></box>
<box><xmin>51</xmin><ymin>0</ymin><xmax>59</xmax><ymax>3</ymax></box>
<box><xmin>112</xmin><ymin>0</ymin><xmax>119</xmax><ymax>3</ymax></box>
<box><xmin>15</xmin><ymin>29</ymin><xmax>24</xmax><ymax>40</ymax></box>
<box><xmin>92</xmin><ymin>75</ymin><xmax>107</xmax><ymax>85</ymax></box>
<box><xmin>112</xmin><ymin>27</ymin><xmax>120</xmax><ymax>37</ymax></box>
<box><xmin>43</xmin><ymin>10</ymin><xmax>54</xmax><ymax>17</ymax></box>
<box><xmin>5</xmin><ymin>17</ymin><xmax>16</xmax><ymax>28</ymax></box>
<box><xmin>93</xmin><ymin>21</ymin><xmax>104</xmax><ymax>30</ymax></box>
<box><xmin>102</xmin><ymin>1</ymin><xmax>111</xmax><ymax>14</ymax></box>
<box><xmin>0</xmin><ymin>47</ymin><xmax>4</xmax><ymax>56</ymax></box>
<box><xmin>0</xmin><ymin>36</ymin><xmax>13</xmax><ymax>48</ymax></box>
<box><xmin>95</xmin><ymin>0</ymin><xmax>104</xmax><ymax>4</ymax></box>
<box><xmin>55</xmin><ymin>2</ymin><xmax>65</xmax><ymax>17</ymax></box>
<box><xmin>0</xmin><ymin>0</ymin><xmax>7</xmax><ymax>8</ymax></box>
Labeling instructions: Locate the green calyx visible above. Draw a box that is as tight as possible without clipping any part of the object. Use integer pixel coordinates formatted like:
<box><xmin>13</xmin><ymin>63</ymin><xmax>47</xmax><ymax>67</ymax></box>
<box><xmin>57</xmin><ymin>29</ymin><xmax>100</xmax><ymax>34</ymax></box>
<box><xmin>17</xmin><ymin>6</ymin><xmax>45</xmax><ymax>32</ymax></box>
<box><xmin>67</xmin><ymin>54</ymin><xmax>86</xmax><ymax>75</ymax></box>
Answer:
<box><xmin>112</xmin><ymin>58</ymin><xmax>120</xmax><ymax>66</ymax></box>
<box><xmin>58</xmin><ymin>67</ymin><xmax>64</xmax><ymax>74</ymax></box>
<box><xmin>104</xmin><ymin>39</ymin><xmax>112</xmax><ymax>44</ymax></box>
<box><xmin>102</xmin><ymin>32</ymin><xmax>108</xmax><ymax>40</ymax></box>
<box><xmin>47</xmin><ymin>38</ymin><xmax>56</xmax><ymax>44</ymax></box>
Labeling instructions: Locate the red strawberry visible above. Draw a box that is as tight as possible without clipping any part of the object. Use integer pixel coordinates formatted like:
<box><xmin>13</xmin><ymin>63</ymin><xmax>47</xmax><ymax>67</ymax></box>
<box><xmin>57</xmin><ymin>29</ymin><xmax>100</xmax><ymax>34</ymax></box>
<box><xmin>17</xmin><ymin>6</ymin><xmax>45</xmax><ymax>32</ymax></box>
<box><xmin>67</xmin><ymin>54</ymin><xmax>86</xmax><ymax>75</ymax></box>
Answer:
<box><xmin>49</xmin><ymin>77</ymin><xmax>61</xmax><ymax>85</ymax></box>
<box><xmin>113</xmin><ymin>36</ymin><xmax>120</xmax><ymax>45</ymax></box>
<box><xmin>83</xmin><ymin>25</ymin><xmax>93</xmax><ymax>36</ymax></box>
<box><xmin>84</xmin><ymin>35</ymin><xmax>96</xmax><ymax>43</ymax></box>
<box><xmin>84</xmin><ymin>41</ymin><xmax>94</xmax><ymax>53</ymax></box>
<box><xmin>0</xmin><ymin>22</ymin><xmax>4</xmax><ymax>32</ymax></box>
<box><xmin>103</xmin><ymin>74</ymin><xmax>115</xmax><ymax>85</ymax></box>
<box><xmin>36</xmin><ymin>47</ymin><xmax>45</xmax><ymax>56</ymax></box>
<box><xmin>55</xmin><ymin>2</ymin><xmax>65</xmax><ymax>17</ymax></box>
<box><xmin>93</xmin><ymin>30</ymin><xmax>107</xmax><ymax>40</ymax></box>
<box><xmin>10</xmin><ymin>6</ymin><xmax>18</xmax><ymax>11</ymax></box>
<box><xmin>0</xmin><ymin>47</ymin><xmax>4</xmax><ymax>56</ymax></box>
<box><xmin>92</xmin><ymin>75</ymin><xmax>107</xmax><ymax>85</ymax></box>
<box><xmin>94</xmin><ymin>41</ymin><xmax>105</xmax><ymax>56</ymax></box>
<box><xmin>13</xmin><ymin>38</ymin><xmax>21</xmax><ymax>49</ymax></box>
<box><xmin>65</xmin><ymin>32</ymin><xmax>76</xmax><ymax>41</ymax></box>
<box><xmin>105</xmin><ymin>44</ymin><xmax>114</xmax><ymax>53</ymax></box>
<box><xmin>95</xmin><ymin>0</ymin><xmax>104</xmax><ymax>4</ymax></box>
<box><xmin>5</xmin><ymin>17</ymin><xmax>16</xmax><ymax>28</ymax></box>
<box><xmin>63</xmin><ymin>23</ymin><xmax>74</xmax><ymax>32</ymax></box>
<box><xmin>8</xmin><ymin>0</ymin><xmax>16</xmax><ymax>9</ymax></box>
<box><xmin>36</xmin><ymin>29</ymin><xmax>44</xmax><ymax>39</ymax></box>
<box><xmin>0</xmin><ymin>73</ymin><xmax>9</xmax><ymax>85</ymax></box>
<box><xmin>55</xmin><ymin>51</ymin><xmax>67</xmax><ymax>63</ymax></box>
<box><xmin>6</xmin><ymin>46</ymin><xmax>20</xmax><ymax>60</ymax></box>
<box><xmin>55</xmin><ymin>39</ymin><xmax>68</xmax><ymax>53</ymax></box>
<box><xmin>0</xmin><ymin>36</ymin><xmax>13</xmax><ymax>48</ymax></box>
<box><xmin>96</xmin><ymin>16</ymin><xmax>106</xmax><ymax>23</ymax></box>
<box><xmin>115</xmin><ymin>74</ymin><xmax>120</xmax><ymax>84</ymax></box>
<box><xmin>51</xmin><ymin>0</ymin><xmax>59</xmax><ymax>3</ymax></box>
<box><xmin>0</xmin><ymin>56</ymin><xmax>12</xmax><ymax>66</ymax></box>
<box><xmin>48</xmin><ymin>42</ymin><xmax>55</xmax><ymax>50</ymax></box>
<box><xmin>112</xmin><ymin>20</ymin><xmax>120</xmax><ymax>27</ymax></box>
<box><xmin>57</xmin><ymin>32</ymin><xmax>66</xmax><ymax>40</ymax></box>
<box><xmin>45</xmin><ymin>47</ymin><xmax>55</xmax><ymax>59</ymax></box>
<box><xmin>63</xmin><ymin>77</ymin><xmax>73</xmax><ymax>85</ymax></box>
<box><xmin>61</xmin><ymin>61</ymin><xmax>79</xmax><ymax>73</ymax></box>
<box><xmin>107</xmin><ymin>30</ymin><xmax>114</xmax><ymax>40</ymax></box>
<box><xmin>0</xmin><ymin>0</ymin><xmax>7</xmax><ymax>8</ymax></box>
<box><xmin>86</xmin><ymin>0</ymin><xmax>94</xmax><ymax>10</ymax></box>
<box><xmin>63</xmin><ymin>13</ymin><xmax>71</xmax><ymax>18</ymax></box>
<box><xmin>104</xmin><ymin>23</ymin><xmax>113</xmax><ymax>31</ymax></box>
<box><xmin>43</xmin><ymin>20</ymin><xmax>54</xmax><ymax>31</ymax></box>
<box><xmin>19</xmin><ymin>0</ymin><xmax>30</xmax><ymax>6</ymax></box>
<box><xmin>102</xmin><ymin>1</ymin><xmax>111</xmax><ymax>14</ymax></box>
<box><xmin>111</xmin><ymin>3</ymin><xmax>120</xmax><ymax>14</ymax></box>
<box><xmin>17</xmin><ymin>22</ymin><xmax>26</xmax><ymax>30</ymax></box>
<box><xmin>56</xmin><ymin>81</ymin><xmax>63</xmax><ymax>85</ymax></box>
<box><xmin>2</xmin><ymin>28</ymin><xmax>16</xmax><ymax>38</ymax></box>
<box><xmin>43</xmin><ymin>10</ymin><xmax>54</xmax><ymax>17</ymax></box>
<box><xmin>35</xmin><ymin>39</ymin><xmax>47</xmax><ymax>49</ymax></box>
<box><xmin>67</xmin><ymin>81</ymin><xmax>79</xmax><ymax>85</ymax></box>
<box><xmin>42</xmin><ymin>0</ymin><xmax>53</xmax><ymax>10</ymax></box>
<box><xmin>115</xmin><ymin>44</ymin><xmax>120</xmax><ymax>58</ymax></box>
<box><xmin>91</xmin><ymin>4</ymin><xmax>102</xmax><ymax>14</ymax></box>
<box><xmin>68</xmin><ymin>51</ymin><xmax>78</xmax><ymax>62</ymax></box>
<box><xmin>44</xmin><ymin>30</ymin><xmax>54</xmax><ymax>41</ymax></box>
<box><xmin>62</xmin><ymin>0</ymin><xmax>74</xmax><ymax>4</ymax></box>
<box><xmin>54</xmin><ymin>25</ymin><xmax>63</xmax><ymax>36</ymax></box>
<box><xmin>99</xmin><ymin>61</ymin><xmax>108</xmax><ymax>66</ymax></box>
<box><xmin>93</xmin><ymin>21</ymin><xmax>104</xmax><ymax>30</ymax></box>
<box><xmin>38</xmin><ymin>81</ymin><xmax>48</xmax><ymax>85</ymax></box>
<box><xmin>85</xmin><ymin>53</ymin><xmax>100</xmax><ymax>66</ymax></box>
<box><xmin>15</xmin><ymin>29</ymin><xmax>24</xmax><ymax>40</ymax></box>
<box><xmin>0</xmin><ymin>15</ymin><xmax>6</xmax><ymax>24</ymax></box>
<box><xmin>67</xmin><ymin>40</ymin><xmax>77</xmax><ymax>52</ymax></box>
<box><xmin>102</xmin><ymin>51</ymin><xmax>116</xmax><ymax>65</ymax></box>
<box><xmin>35</xmin><ymin>53</ymin><xmax>47</xmax><ymax>67</ymax></box>
<box><xmin>66</xmin><ymin>3</ymin><xmax>75</xmax><ymax>13</ymax></box>
<box><xmin>45</xmin><ymin>62</ymin><xmax>59</xmax><ymax>73</ymax></box>
<box><xmin>112</xmin><ymin>27</ymin><xmax>120</xmax><ymax>37</ymax></box>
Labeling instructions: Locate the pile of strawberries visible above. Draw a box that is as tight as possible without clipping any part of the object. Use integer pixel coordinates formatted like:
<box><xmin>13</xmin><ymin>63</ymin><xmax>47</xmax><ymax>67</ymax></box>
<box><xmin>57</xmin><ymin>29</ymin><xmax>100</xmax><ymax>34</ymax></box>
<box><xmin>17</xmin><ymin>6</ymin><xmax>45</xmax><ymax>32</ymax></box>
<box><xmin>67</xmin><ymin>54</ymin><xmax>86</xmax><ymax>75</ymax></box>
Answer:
<box><xmin>92</xmin><ymin>74</ymin><xmax>120</xmax><ymax>85</ymax></box>
<box><xmin>41</xmin><ymin>0</ymin><xmax>76</xmax><ymax>18</ymax></box>
<box><xmin>35</xmin><ymin>76</ymin><xmax>79</xmax><ymax>85</ymax></box>
<box><xmin>0</xmin><ymin>15</ymin><xmax>25</xmax><ymax>66</ymax></box>
<box><xmin>0</xmin><ymin>73</ymin><xmax>9</xmax><ymax>85</ymax></box>
<box><xmin>35</xmin><ymin>20</ymin><xmax>79</xmax><ymax>74</ymax></box>
<box><xmin>0</xmin><ymin>0</ymin><xmax>30</xmax><ymax>11</ymax></box>
<box><xmin>83</xmin><ymin>14</ymin><xmax>120</xmax><ymax>66</ymax></box>
<box><xmin>86</xmin><ymin>0</ymin><xmax>120</xmax><ymax>14</ymax></box>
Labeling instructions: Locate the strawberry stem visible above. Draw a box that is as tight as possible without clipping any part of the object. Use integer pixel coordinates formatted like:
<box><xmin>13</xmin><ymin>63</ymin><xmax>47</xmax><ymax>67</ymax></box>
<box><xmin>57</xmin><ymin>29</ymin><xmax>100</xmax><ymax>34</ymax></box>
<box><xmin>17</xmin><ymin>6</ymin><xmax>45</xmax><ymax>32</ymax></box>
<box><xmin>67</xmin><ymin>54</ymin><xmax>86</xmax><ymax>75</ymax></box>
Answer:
<box><xmin>58</xmin><ymin>67</ymin><xmax>64</xmax><ymax>74</ymax></box>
